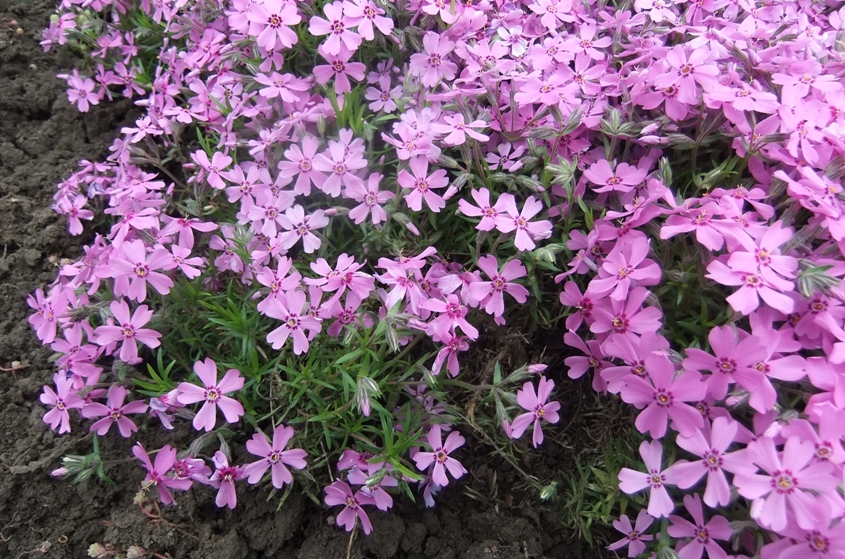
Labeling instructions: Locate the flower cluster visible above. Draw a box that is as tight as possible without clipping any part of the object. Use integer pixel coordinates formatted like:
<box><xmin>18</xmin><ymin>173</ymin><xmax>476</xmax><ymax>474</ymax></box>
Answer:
<box><xmin>34</xmin><ymin>0</ymin><xmax>845</xmax><ymax>551</ymax></box>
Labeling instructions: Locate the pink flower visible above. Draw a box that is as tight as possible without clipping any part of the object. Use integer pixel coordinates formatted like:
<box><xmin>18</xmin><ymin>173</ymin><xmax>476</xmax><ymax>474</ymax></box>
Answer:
<box><xmin>243</xmin><ymin>424</ymin><xmax>307</xmax><ymax>489</ymax></box>
<box><xmin>309</xmin><ymin>1</ymin><xmax>362</xmax><ymax>55</ymax></box>
<box><xmin>608</xmin><ymin>510</ymin><xmax>654</xmax><ymax>557</ymax></box>
<box><xmin>421</xmin><ymin>294</ymin><xmax>478</xmax><ymax>341</ymax></box>
<box><xmin>94</xmin><ymin>299</ymin><xmax>161</xmax><ymax>364</ymax></box>
<box><xmin>41</xmin><ymin>373</ymin><xmax>85</xmax><ymax>434</ymax></box>
<box><xmin>176</xmin><ymin>358</ymin><xmax>245</xmax><ymax>432</ymax></box>
<box><xmin>324</xmin><ymin>480</ymin><xmax>376</xmax><ymax>534</ymax></box>
<box><xmin>277</xmin><ymin>136</ymin><xmax>327</xmax><ymax>196</ymax></box>
<box><xmin>313</xmin><ymin>137</ymin><xmax>368</xmax><ymax>198</ymax></box>
<box><xmin>583</xmin><ymin>159</ymin><xmax>648</xmax><ymax>194</ymax></box>
<box><xmin>457</xmin><ymin>188</ymin><xmax>509</xmax><ymax>232</ymax></box>
<box><xmin>64</xmin><ymin>71</ymin><xmax>100</xmax><ymax>112</ymax></box>
<box><xmin>413</xmin><ymin>424</ymin><xmax>467</xmax><ymax>486</ymax></box>
<box><xmin>494</xmin><ymin>194</ymin><xmax>553</xmax><ymax>252</ymax></box>
<box><xmin>734</xmin><ymin>436</ymin><xmax>837</xmax><ymax>532</ymax></box>
<box><xmin>105</xmin><ymin>240</ymin><xmax>173</xmax><ymax>302</ymax></box>
<box><xmin>619</xmin><ymin>354</ymin><xmax>705</xmax><ymax>439</ymax></box>
<box><xmin>590</xmin><ymin>287</ymin><xmax>663</xmax><ymax>338</ymax></box>
<box><xmin>81</xmin><ymin>385</ymin><xmax>148</xmax><ymax>437</ymax></box>
<box><xmin>468</xmin><ymin>255</ymin><xmax>529</xmax><ymax>318</ymax></box>
<box><xmin>504</xmin><ymin>376</ymin><xmax>561</xmax><ymax>447</ymax></box>
<box><xmin>344</xmin><ymin>0</ymin><xmax>392</xmax><ymax>39</ymax></box>
<box><xmin>346</xmin><ymin>172</ymin><xmax>393</xmax><ymax>225</ymax></box>
<box><xmin>56</xmin><ymin>195</ymin><xmax>94</xmax><ymax>235</ymax></box>
<box><xmin>433</xmin><ymin>113</ymin><xmax>489</xmax><ymax>146</ymax></box>
<box><xmin>306</xmin><ymin>253</ymin><xmax>374</xmax><ymax>303</ymax></box>
<box><xmin>409</xmin><ymin>32</ymin><xmax>458</xmax><ymax>88</ymax></box>
<box><xmin>191</xmin><ymin>150</ymin><xmax>232</xmax><ymax>190</ymax></box>
<box><xmin>28</xmin><ymin>287</ymin><xmax>69</xmax><ymax>344</ymax></box>
<box><xmin>247</xmin><ymin>0</ymin><xmax>301</xmax><ymax>50</ymax></box>
<box><xmin>430</xmin><ymin>334</ymin><xmax>469</xmax><ymax>377</ymax></box>
<box><xmin>706</xmin><ymin>259</ymin><xmax>794</xmax><ymax>315</ymax></box>
<box><xmin>682</xmin><ymin>326</ymin><xmax>774</xmax><ymax>413</ymax></box>
<box><xmin>726</xmin><ymin>221</ymin><xmax>797</xmax><ymax>286</ymax></box>
<box><xmin>277</xmin><ymin>205</ymin><xmax>330</xmax><ymax>254</ymax></box>
<box><xmin>313</xmin><ymin>45</ymin><xmax>366</xmax><ymax>95</ymax></box>
<box><xmin>618</xmin><ymin>440</ymin><xmax>679</xmax><ymax>518</ymax></box>
<box><xmin>670</xmin><ymin>418</ymin><xmax>754</xmax><ymax>508</ymax></box>
<box><xmin>398</xmin><ymin>157</ymin><xmax>449</xmax><ymax>213</ymax></box>
<box><xmin>264</xmin><ymin>290</ymin><xmax>323</xmax><ymax>354</ymax></box>
<box><xmin>132</xmin><ymin>444</ymin><xmax>191</xmax><ymax>505</ymax></box>
<box><xmin>208</xmin><ymin>451</ymin><xmax>245</xmax><ymax>509</ymax></box>
<box><xmin>668</xmin><ymin>494</ymin><xmax>732</xmax><ymax>559</ymax></box>
<box><xmin>588</xmin><ymin>238</ymin><xmax>661</xmax><ymax>301</ymax></box>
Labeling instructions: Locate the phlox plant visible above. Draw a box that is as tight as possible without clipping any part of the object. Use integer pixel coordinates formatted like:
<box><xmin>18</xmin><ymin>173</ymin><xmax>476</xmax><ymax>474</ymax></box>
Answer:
<box><xmin>33</xmin><ymin>0</ymin><xmax>845</xmax><ymax>554</ymax></box>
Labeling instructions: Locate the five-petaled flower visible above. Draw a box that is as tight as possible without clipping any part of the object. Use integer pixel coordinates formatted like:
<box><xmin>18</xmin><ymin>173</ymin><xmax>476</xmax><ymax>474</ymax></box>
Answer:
<box><xmin>177</xmin><ymin>358</ymin><xmax>245</xmax><ymax>432</ymax></box>
<box><xmin>243</xmin><ymin>424</ymin><xmax>308</xmax><ymax>489</ymax></box>
<box><xmin>504</xmin><ymin>376</ymin><xmax>561</xmax><ymax>447</ymax></box>
<box><xmin>412</xmin><ymin>424</ymin><xmax>467</xmax><ymax>486</ymax></box>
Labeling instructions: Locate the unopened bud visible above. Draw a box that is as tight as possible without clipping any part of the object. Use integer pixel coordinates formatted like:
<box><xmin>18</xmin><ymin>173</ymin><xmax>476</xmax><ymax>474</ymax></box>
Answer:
<box><xmin>126</xmin><ymin>546</ymin><xmax>146</xmax><ymax>559</ymax></box>
<box><xmin>88</xmin><ymin>543</ymin><xmax>107</xmax><ymax>558</ymax></box>
<box><xmin>540</xmin><ymin>481</ymin><xmax>558</xmax><ymax>501</ymax></box>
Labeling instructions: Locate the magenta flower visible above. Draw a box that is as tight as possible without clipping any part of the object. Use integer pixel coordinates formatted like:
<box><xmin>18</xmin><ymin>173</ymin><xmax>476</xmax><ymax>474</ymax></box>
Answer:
<box><xmin>505</xmin><ymin>376</ymin><xmax>561</xmax><ymax>447</ymax></box>
<box><xmin>607</xmin><ymin>510</ymin><xmax>654</xmax><ymax>557</ymax></box>
<box><xmin>324</xmin><ymin>480</ymin><xmax>376</xmax><ymax>534</ymax></box>
<box><xmin>106</xmin><ymin>240</ymin><xmax>174</xmax><ymax>302</ymax></box>
<box><xmin>243</xmin><ymin>424</ymin><xmax>308</xmax><ymax>489</ymax></box>
<box><xmin>494</xmin><ymin>194</ymin><xmax>553</xmax><ymax>252</ymax></box>
<box><xmin>177</xmin><ymin>358</ymin><xmax>245</xmax><ymax>432</ymax></box>
<box><xmin>726</xmin><ymin>221</ymin><xmax>797</xmax><ymax>286</ymax></box>
<box><xmin>397</xmin><ymin>157</ymin><xmax>449</xmax><ymax>213</ymax></box>
<box><xmin>132</xmin><ymin>444</ymin><xmax>192</xmax><ymax>505</ymax></box>
<box><xmin>409</xmin><ymin>32</ymin><xmax>458</xmax><ymax>88</ymax></box>
<box><xmin>588</xmin><ymin>238</ymin><xmax>661</xmax><ymax>301</ymax></box>
<box><xmin>308</xmin><ymin>1</ymin><xmax>362</xmax><ymax>55</ymax></box>
<box><xmin>247</xmin><ymin>0</ymin><xmax>301</xmax><ymax>50</ymax></box>
<box><xmin>468</xmin><ymin>255</ymin><xmax>529</xmax><ymax>318</ymax></box>
<box><xmin>734</xmin><ymin>436</ymin><xmax>837</xmax><ymax>532</ymax></box>
<box><xmin>669</xmin><ymin>417</ymin><xmax>754</xmax><ymax>508</ymax></box>
<box><xmin>682</xmin><ymin>326</ymin><xmax>774</xmax><ymax>413</ymax></box>
<box><xmin>41</xmin><ymin>373</ymin><xmax>85</xmax><ymax>434</ymax></box>
<box><xmin>668</xmin><ymin>494</ymin><xmax>732</xmax><ymax>559</ymax></box>
<box><xmin>264</xmin><ymin>290</ymin><xmax>323</xmax><ymax>354</ymax></box>
<box><xmin>430</xmin><ymin>334</ymin><xmax>469</xmax><ymax>377</ymax></box>
<box><xmin>589</xmin><ymin>287</ymin><xmax>663</xmax><ymax>338</ymax></box>
<box><xmin>619</xmin><ymin>354</ymin><xmax>705</xmax><ymax>439</ymax></box>
<box><xmin>413</xmin><ymin>424</ymin><xmax>467</xmax><ymax>486</ymax></box>
<box><xmin>208</xmin><ymin>451</ymin><xmax>245</xmax><ymax>509</ymax></box>
<box><xmin>618</xmin><ymin>440</ymin><xmax>679</xmax><ymax>518</ymax></box>
<box><xmin>81</xmin><ymin>385</ymin><xmax>148</xmax><ymax>437</ymax></box>
<box><xmin>422</xmin><ymin>294</ymin><xmax>478</xmax><ymax>341</ymax></box>
<box><xmin>705</xmin><ymin>259</ymin><xmax>794</xmax><ymax>315</ymax></box>
<box><xmin>94</xmin><ymin>299</ymin><xmax>161</xmax><ymax>364</ymax></box>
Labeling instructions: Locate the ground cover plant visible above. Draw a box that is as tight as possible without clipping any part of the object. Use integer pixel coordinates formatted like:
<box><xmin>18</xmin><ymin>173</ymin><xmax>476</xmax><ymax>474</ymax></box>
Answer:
<box><xmin>29</xmin><ymin>0</ymin><xmax>845</xmax><ymax>555</ymax></box>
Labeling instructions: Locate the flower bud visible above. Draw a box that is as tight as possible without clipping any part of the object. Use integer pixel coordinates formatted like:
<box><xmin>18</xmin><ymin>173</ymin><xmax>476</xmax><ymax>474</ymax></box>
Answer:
<box><xmin>88</xmin><ymin>543</ymin><xmax>107</xmax><ymax>558</ymax></box>
<box><xmin>540</xmin><ymin>481</ymin><xmax>558</xmax><ymax>501</ymax></box>
<box><xmin>126</xmin><ymin>546</ymin><xmax>146</xmax><ymax>559</ymax></box>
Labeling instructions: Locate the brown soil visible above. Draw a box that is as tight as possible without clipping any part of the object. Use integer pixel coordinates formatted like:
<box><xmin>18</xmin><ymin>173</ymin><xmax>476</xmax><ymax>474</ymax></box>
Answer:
<box><xmin>0</xmin><ymin>2</ymin><xmax>611</xmax><ymax>558</ymax></box>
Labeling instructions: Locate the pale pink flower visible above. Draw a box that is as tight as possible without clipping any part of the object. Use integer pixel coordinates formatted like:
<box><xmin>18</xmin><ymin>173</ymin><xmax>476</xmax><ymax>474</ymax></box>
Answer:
<box><xmin>308</xmin><ymin>1</ymin><xmax>362</xmax><ymax>55</ymax></box>
<box><xmin>243</xmin><ymin>424</ymin><xmax>307</xmax><ymax>489</ymax></box>
<box><xmin>94</xmin><ymin>299</ymin><xmax>161</xmax><ymax>364</ymax></box>
<box><xmin>494</xmin><ymin>194</ymin><xmax>553</xmax><ymax>252</ymax></box>
<box><xmin>208</xmin><ymin>451</ymin><xmax>244</xmax><ymax>509</ymax></box>
<box><xmin>618</xmin><ymin>440</ymin><xmax>679</xmax><ymax>518</ymax></box>
<box><xmin>398</xmin><ymin>156</ymin><xmax>449</xmax><ymax>213</ymax></box>
<box><xmin>504</xmin><ymin>376</ymin><xmax>561</xmax><ymax>447</ymax></box>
